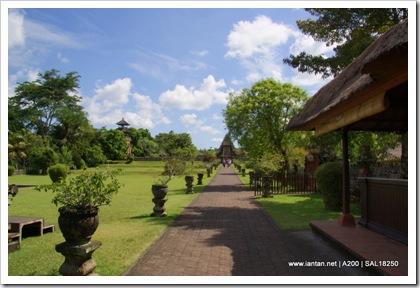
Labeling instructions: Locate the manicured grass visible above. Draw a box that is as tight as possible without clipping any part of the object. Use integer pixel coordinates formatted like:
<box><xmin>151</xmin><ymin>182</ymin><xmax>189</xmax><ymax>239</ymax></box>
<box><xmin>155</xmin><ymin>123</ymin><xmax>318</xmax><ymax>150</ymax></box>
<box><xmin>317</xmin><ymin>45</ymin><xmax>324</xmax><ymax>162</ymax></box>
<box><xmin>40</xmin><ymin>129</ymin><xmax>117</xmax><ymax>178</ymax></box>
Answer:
<box><xmin>8</xmin><ymin>161</ymin><xmax>218</xmax><ymax>276</ymax></box>
<box><xmin>234</xmin><ymin>167</ymin><xmax>361</xmax><ymax>230</ymax></box>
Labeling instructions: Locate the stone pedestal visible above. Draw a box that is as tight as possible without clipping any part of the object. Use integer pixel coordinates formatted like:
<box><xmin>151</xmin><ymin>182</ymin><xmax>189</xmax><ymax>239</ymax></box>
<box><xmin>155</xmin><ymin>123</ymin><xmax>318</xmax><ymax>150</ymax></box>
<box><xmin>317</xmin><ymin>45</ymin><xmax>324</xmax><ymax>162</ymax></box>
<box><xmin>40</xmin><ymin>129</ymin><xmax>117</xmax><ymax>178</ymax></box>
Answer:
<box><xmin>185</xmin><ymin>176</ymin><xmax>194</xmax><ymax>194</ymax></box>
<box><xmin>55</xmin><ymin>240</ymin><xmax>101</xmax><ymax>276</ymax></box>
<box><xmin>151</xmin><ymin>197</ymin><xmax>168</xmax><ymax>217</ymax></box>
<box><xmin>151</xmin><ymin>185</ymin><xmax>168</xmax><ymax>217</ymax></box>
<box><xmin>197</xmin><ymin>174</ymin><xmax>204</xmax><ymax>185</ymax></box>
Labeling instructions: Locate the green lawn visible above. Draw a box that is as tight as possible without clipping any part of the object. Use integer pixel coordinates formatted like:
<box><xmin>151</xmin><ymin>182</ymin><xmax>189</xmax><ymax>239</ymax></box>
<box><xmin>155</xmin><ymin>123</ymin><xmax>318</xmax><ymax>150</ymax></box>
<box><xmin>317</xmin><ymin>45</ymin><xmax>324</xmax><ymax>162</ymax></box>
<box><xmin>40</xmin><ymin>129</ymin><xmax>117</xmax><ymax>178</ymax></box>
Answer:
<box><xmin>234</xmin><ymin>167</ymin><xmax>361</xmax><ymax>230</ymax></box>
<box><xmin>8</xmin><ymin>161</ymin><xmax>218</xmax><ymax>276</ymax></box>
<box><xmin>8</xmin><ymin>162</ymin><xmax>361</xmax><ymax>275</ymax></box>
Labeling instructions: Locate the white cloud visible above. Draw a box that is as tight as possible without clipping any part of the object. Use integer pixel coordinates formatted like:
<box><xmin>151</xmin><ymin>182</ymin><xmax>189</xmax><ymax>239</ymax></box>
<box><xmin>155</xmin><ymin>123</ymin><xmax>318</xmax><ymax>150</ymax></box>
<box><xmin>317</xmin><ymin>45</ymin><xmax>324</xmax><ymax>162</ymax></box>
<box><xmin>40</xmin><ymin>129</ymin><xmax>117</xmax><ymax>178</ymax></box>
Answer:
<box><xmin>90</xmin><ymin>78</ymin><xmax>131</xmax><ymax>112</ymax></box>
<box><xmin>225</xmin><ymin>15</ymin><xmax>292</xmax><ymax>59</ymax></box>
<box><xmin>211</xmin><ymin>137</ymin><xmax>223</xmax><ymax>143</ymax></box>
<box><xmin>225</xmin><ymin>15</ymin><xmax>295</xmax><ymax>83</ymax></box>
<box><xmin>225</xmin><ymin>15</ymin><xmax>337</xmax><ymax>89</ymax></box>
<box><xmin>84</xmin><ymin>78</ymin><xmax>132</xmax><ymax>124</ymax></box>
<box><xmin>57</xmin><ymin>52</ymin><xmax>69</xmax><ymax>63</ymax></box>
<box><xmin>212</xmin><ymin>113</ymin><xmax>222</xmax><ymax>120</ymax></box>
<box><xmin>159</xmin><ymin>75</ymin><xmax>228</xmax><ymax>111</ymax></box>
<box><xmin>180</xmin><ymin>113</ymin><xmax>222</xmax><ymax>137</ymax></box>
<box><xmin>8</xmin><ymin>9</ymin><xmax>25</xmax><ymax>48</ymax></box>
<box><xmin>289</xmin><ymin>70</ymin><xmax>332</xmax><ymax>90</ymax></box>
<box><xmin>8</xmin><ymin>9</ymin><xmax>82</xmax><ymax>68</ymax></box>
<box><xmin>230</xmin><ymin>79</ymin><xmax>243</xmax><ymax>86</ymax></box>
<box><xmin>127</xmin><ymin>93</ymin><xmax>170</xmax><ymax>129</ymax></box>
<box><xmin>180</xmin><ymin>113</ymin><xmax>203</xmax><ymax>126</ymax></box>
<box><xmin>130</xmin><ymin>48</ymin><xmax>207</xmax><ymax>81</ymax></box>
<box><xmin>289</xmin><ymin>33</ymin><xmax>336</xmax><ymax>56</ymax></box>
<box><xmin>84</xmin><ymin>78</ymin><xmax>170</xmax><ymax>129</ymax></box>
<box><xmin>24</xmin><ymin>18</ymin><xmax>81</xmax><ymax>48</ymax></box>
<box><xmin>200</xmin><ymin>126</ymin><xmax>221</xmax><ymax>135</ymax></box>
<box><xmin>8</xmin><ymin>68</ymin><xmax>40</xmax><ymax>97</ymax></box>
<box><xmin>191</xmin><ymin>50</ymin><xmax>209</xmax><ymax>57</ymax></box>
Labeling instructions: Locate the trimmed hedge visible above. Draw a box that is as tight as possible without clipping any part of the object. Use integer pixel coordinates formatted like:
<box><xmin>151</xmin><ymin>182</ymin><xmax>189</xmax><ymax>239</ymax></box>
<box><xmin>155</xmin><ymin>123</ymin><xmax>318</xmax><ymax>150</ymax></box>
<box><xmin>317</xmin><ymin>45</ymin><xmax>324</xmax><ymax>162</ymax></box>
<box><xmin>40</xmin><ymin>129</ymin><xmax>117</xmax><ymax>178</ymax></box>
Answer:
<box><xmin>8</xmin><ymin>165</ymin><xmax>15</xmax><ymax>176</ymax></box>
<box><xmin>314</xmin><ymin>161</ymin><xmax>343</xmax><ymax>211</ymax></box>
<box><xmin>48</xmin><ymin>164</ymin><xmax>68</xmax><ymax>183</ymax></box>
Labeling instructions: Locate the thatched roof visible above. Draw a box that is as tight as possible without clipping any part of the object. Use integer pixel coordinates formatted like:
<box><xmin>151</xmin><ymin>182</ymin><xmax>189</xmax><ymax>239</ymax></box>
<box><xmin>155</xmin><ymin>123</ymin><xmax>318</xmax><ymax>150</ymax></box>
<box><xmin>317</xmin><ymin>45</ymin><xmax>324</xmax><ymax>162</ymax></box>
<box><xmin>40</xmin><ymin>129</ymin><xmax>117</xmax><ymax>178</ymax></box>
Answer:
<box><xmin>116</xmin><ymin>118</ymin><xmax>130</xmax><ymax>126</ymax></box>
<box><xmin>286</xmin><ymin>18</ymin><xmax>408</xmax><ymax>134</ymax></box>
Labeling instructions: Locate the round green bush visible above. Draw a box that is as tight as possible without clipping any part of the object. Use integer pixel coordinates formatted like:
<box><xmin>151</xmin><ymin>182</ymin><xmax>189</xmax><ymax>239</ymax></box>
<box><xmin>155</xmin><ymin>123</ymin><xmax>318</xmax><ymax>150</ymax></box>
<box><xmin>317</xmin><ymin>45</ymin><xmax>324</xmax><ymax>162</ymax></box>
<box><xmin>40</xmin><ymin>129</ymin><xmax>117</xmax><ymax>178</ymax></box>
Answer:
<box><xmin>314</xmin><ymin>161</ymin><xmax>343</xmax><ymax>211</ymax></box>
<box><xmin>48</xmin><ymin>164</ymin><xmax>68</xmax><ymax>183</ymax></box>
<box><xmin>8</xmin><ymin>165</ymin><xmax>15</xmax><ymax>176</ymax></box>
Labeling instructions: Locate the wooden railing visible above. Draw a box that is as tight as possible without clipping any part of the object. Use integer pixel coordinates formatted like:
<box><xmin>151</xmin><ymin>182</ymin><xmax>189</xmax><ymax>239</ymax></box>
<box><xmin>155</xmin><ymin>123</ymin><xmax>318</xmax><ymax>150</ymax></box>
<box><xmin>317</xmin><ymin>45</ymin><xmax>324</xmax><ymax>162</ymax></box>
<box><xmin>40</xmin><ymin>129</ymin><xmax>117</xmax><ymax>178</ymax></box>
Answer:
<box><xmin>357</xmin><ymin>177</ymin><xmax>408</xmax><ymax>244</ymax></box>
<box><xmin>249</xmin><ymin>172</ymin><xmax>317</xmax><ymax>196</ymax></box>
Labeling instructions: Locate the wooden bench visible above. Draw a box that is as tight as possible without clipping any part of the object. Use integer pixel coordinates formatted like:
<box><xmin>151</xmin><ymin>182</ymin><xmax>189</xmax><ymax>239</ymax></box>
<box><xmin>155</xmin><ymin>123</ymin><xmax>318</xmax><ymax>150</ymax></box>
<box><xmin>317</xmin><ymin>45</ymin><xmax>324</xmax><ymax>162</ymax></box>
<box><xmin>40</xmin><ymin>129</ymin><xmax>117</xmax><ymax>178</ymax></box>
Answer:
<box><xmin>8</xmin><ymin>232</ymin><xmax>21</xmax><ymax>253</ymax></box>
<box><xmin>43</xmin><ymin>223</ymin><xmax>55</xmax><ymax>233</ymax></box>
<box><xmin>8</xmin><ymin>232</ymin><xmax>20</xmax><ymax>242</ymax></box>
<box><xmin>9</xmin><ymin>216</ymin><xmax>44</xmax><ymax>245</ymax></box>
<box><xmin>8</xmin><ymin>216</ymin><xmax>56</xmax><ymax>252</ymax></box>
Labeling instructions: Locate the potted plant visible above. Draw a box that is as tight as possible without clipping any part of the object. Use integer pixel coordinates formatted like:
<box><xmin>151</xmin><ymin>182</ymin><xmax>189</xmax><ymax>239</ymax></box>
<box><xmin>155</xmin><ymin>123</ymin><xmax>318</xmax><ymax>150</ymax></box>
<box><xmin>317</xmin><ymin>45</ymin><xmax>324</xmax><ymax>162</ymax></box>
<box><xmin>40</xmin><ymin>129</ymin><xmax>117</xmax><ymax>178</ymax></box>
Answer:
<box><xmin>36</xmin><ymin>168</ymin><xmax>122</xmax><ymax>245</ymax></box>
<box><xmin>193</xmin><ymin>163</ymin><xmax>206</xmax><ymax>185</ymax></box>
<box><xmin>197</xmin><ymin>171</ymin><xmax>204</xmax><ymax>185</ymax></box>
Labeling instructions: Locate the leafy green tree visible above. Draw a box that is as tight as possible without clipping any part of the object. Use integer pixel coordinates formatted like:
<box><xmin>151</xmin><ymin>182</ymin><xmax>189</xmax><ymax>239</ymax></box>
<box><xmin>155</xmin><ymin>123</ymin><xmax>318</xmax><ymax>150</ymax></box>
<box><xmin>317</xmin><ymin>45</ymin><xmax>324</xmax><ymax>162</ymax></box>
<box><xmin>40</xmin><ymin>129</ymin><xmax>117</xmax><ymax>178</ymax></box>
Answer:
<box><xmin>8</xmin><ymin>131</ymin><xmax>28</xmax><ymax>169</ymax></box>
<box><xmin>155</xmin><ymin>131</ymin><xmax>197</xmax><ymax>159</ymax></box>
<box><xmin>201</xmin><ymin>149</ymin><xmax>217</xmax><ymax>163</ymax></box>
<box><xmin>308</xmin><ymin>130</ymin><xmax>400</xmax><ymax>165</ymax></box>
<box><xmin>85</xmin><ymin>145</ymin><xmax>108</xmax><ymax>167</ymax></box>
<box><xmin>283</xmin><ymin>8</ymin><xmax>407</xmax><ymax>78</ymax></box>
<box><xmin>9</xmin><ymin>69</ymin><xmax>82</xmax><ymax>138</ymax></box>
<box><xmin>27</xmin><ymin>146</ymin><xmax>58</xmax><ymax>175</ymax></box>
<box><xmin>57</xmin><ymin>145</ymin><xmax>73</xmax><ymax>166</ymax></box>
<box><xmin>223</xmin><ymin>78</ymin><xmax>308</xmax><ymax>166</ymax></box>
<box><xmin>128</xmin><ymin>127</ymin><xmax>159</xmax><ymax>157</ymax></box>
<box><xmin>51</xmin><ymin>106</ymin><xmax>92</xmax><ymax>147</ymax></box>
<box><xmin>97</xmin><ymin>128</ymin><xmax>127</xmax><ymax>160</ymax></box>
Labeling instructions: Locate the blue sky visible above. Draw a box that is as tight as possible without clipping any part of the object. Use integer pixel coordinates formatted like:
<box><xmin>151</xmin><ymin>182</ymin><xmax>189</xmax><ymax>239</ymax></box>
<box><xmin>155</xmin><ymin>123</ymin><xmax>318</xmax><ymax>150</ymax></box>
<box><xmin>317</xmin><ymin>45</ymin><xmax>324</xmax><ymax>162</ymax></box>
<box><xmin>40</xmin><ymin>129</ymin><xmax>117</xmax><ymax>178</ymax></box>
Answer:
<box><xmin>5</xmin><ymin>2</ymin><xmax>398</xmax><ymax>149</ymax></box>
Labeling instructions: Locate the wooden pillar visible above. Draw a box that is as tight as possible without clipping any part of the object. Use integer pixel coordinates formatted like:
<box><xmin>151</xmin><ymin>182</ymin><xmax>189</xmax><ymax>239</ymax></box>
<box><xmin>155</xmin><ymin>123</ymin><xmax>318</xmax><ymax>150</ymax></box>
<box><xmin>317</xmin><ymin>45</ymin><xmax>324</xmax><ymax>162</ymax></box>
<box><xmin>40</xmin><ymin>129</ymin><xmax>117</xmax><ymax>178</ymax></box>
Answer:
<box><xmin>338</xmin><ymin>127</ymin><xmax>356</xmax><ymax>226</ymax></box>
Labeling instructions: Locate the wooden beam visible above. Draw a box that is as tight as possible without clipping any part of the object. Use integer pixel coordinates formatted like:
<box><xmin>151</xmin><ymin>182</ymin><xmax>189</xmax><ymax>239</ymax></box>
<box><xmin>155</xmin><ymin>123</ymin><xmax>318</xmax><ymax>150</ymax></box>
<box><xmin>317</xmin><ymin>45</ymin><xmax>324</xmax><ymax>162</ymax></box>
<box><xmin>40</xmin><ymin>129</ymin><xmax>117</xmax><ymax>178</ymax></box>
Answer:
<box><xmin>315</xmin><ymin>92</ymin><xmax>388</xmax><ymax>136</ymax></box>
<box><xmin>338</xmin><ymin>127</ymin><xmax>356</xmax><ymax>226</ymax></box>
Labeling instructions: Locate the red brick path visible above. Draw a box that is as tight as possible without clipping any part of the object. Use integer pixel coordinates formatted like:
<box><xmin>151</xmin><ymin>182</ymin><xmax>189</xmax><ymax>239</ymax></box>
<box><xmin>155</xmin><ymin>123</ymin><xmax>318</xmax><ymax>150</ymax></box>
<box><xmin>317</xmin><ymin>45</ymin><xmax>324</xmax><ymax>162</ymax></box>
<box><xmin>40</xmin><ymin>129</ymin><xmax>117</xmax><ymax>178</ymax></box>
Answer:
<box><xmin>124</xmin><ymin>165</ymin><xmax>369</xmax><ymax>277</ymax></box>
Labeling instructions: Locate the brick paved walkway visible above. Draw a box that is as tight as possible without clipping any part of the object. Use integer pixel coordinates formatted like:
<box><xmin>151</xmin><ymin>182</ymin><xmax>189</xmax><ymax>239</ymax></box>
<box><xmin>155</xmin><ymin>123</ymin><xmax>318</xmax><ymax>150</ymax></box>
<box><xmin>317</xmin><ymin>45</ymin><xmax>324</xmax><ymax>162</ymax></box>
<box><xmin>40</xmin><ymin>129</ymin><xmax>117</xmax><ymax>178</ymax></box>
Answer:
<box><xmin>124</xmin><ymin>165</ymin><xmax>370</xmax><ymax>277</ymax></box>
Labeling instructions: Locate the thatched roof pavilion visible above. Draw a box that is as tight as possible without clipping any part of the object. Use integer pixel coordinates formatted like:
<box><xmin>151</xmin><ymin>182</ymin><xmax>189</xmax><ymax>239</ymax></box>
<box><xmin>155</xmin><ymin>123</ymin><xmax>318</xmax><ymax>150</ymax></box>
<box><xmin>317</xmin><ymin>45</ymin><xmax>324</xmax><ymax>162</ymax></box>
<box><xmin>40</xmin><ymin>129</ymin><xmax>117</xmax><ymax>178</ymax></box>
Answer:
<box><xmin>286</xmin><ymin>18</ymin><xmax>408</xmax><ymax>229</ymax></box>
<box><xmin>286</xmin><ymin>18</ymin><xmax>407</xmax><ymax>135</ymax></box>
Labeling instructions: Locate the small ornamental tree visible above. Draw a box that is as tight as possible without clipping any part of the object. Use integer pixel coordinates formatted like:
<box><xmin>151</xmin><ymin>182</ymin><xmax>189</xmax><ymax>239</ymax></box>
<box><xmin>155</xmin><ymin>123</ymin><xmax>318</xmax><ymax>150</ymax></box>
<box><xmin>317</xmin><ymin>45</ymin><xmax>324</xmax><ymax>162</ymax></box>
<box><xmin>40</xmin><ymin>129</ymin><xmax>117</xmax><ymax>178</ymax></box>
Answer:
<box><xmin>314</xmin><ymin>161</ymin><xmax>343</xmax><ymax>211</ymax></box>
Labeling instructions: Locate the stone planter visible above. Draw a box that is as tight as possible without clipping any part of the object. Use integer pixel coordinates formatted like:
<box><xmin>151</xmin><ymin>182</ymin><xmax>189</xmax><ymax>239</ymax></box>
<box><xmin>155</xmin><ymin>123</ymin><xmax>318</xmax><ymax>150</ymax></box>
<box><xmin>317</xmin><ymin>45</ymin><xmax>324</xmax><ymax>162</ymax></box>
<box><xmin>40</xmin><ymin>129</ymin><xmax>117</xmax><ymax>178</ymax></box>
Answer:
<box><xmin>56</xmin><ymin>206</ymin><xmax>101</xmax><ymax>276</ymax></box>
<box><xmin>185</xmin><ymin>176</ymin><xmax>194</xmax><ymax>194</ymax></box>
<box><xmin>151</xmin><ymin>185</ymin><xmax>168</xmax><ymax>217</ymax></box>
<box><xmin>58</xmin><ymin>206</ymin><xmax>99</xmax><ymax>246</ymax></box>
<box><xmin>197</xmin><ymin>173</ymin><xmax>204</xmax><ymax>185</ymax></box>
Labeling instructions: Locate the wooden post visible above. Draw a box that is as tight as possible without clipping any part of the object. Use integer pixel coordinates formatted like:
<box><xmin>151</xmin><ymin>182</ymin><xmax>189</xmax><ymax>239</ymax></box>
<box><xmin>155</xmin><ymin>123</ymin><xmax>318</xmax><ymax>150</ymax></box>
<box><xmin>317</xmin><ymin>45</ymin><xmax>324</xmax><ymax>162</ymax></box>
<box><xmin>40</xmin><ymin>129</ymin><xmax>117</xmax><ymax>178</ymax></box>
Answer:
<box><xmin>338</xmin><ymin>127</ymin><xmax>356</xmax><ymax>226</ymax></box>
